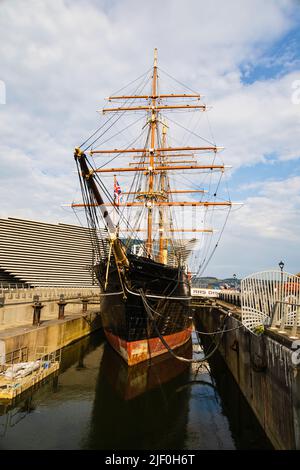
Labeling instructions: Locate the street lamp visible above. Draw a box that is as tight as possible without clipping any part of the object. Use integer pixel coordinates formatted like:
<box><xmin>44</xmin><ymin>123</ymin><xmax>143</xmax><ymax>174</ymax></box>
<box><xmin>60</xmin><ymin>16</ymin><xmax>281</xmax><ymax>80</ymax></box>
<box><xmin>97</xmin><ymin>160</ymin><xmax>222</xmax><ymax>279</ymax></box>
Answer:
<box><xmin>233</xmin><ymin>273</ymin><xmax>237</xmax><ymax>290</ymax></box>
<box><xmin>279</xmin><ymin>261</ymin><xmax>284</xmax><ymax>272</ymax></box>
<box><xmin>278</xmin><ymin>261</ymin><xmax>284</xmax><ymax>327</ymax></box>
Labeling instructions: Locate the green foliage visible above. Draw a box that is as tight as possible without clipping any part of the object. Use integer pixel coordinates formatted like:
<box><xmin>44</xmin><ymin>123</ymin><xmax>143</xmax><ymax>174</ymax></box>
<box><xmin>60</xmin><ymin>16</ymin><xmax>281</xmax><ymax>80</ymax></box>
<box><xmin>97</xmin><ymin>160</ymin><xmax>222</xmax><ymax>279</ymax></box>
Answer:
<box><xmin>253</xmin><ymin>325</ymin><xmax>265</xmax><ymax>335</ymax></box>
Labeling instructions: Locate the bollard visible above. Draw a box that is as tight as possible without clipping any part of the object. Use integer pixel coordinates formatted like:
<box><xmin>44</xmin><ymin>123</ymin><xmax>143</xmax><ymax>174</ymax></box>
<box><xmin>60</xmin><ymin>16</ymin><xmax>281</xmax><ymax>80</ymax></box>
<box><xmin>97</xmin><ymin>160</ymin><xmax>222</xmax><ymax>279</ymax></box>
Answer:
<box><xmin>82</xmin><ymin>298</ymin><xmax>89</xmax><ymax>313</ymax></box>
<box><xmin>57</xmin><ymin>294</ymin><xmax>67</xmax><ymax>320</ymax></box>
<box><xmin>32</xmin><ymin>295</ymin><xmax>44</xmax><ymax>326</ymax></box>
<box><xmin>270</xmin><ymin>302</ymin><xmax>279</xmax><ymax>329</ymax></box>
<box><xmin>290</xmin><ymin>305</ymin><xmax>300</xmax><ymax>339</ymax></box>
<box><xmin>278</xmin><ymin>302</ymin><xmax>288</xmax><ymax>334</ymax></box>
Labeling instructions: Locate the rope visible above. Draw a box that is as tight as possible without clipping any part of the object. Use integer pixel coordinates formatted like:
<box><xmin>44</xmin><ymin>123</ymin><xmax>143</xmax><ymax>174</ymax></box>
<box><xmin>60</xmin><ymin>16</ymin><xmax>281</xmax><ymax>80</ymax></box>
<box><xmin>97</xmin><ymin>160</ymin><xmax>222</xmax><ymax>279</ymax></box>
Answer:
<box><xmin>144</xmin><ymin>296</ymin><xmax>241</xmax><ymax>336</ymax></box>
<box><xmin>97</xmin><ymin>291</ymin><xmax>124</xmax><ymax>297</ymax></box>
<box><xmin>139</xmin><ymin>288</ymin><xmax>227</xmax><ymax>363</ymax></box>
<box><xmin>79</xmin><ymin>67</ymin><xmax>152</xmax><ymax>150</ymax></box>
<box><xmin>166</xmin><ymin>114</ymin><xmax>216</xmax><ymax>146</ymax></box>
<box><xmin>125</xmin><ymin>284</ymin><xmax>191</xmax><ymax>301</ymax></box>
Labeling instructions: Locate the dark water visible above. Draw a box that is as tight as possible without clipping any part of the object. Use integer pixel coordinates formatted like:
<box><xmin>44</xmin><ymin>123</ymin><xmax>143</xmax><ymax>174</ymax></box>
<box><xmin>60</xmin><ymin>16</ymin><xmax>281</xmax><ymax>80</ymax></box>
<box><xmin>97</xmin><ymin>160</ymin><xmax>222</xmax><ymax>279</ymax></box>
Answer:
<box><xmin>0</xmin><ymin>331</ymin><xmax>272</xmax><ymax>450</ymax></box>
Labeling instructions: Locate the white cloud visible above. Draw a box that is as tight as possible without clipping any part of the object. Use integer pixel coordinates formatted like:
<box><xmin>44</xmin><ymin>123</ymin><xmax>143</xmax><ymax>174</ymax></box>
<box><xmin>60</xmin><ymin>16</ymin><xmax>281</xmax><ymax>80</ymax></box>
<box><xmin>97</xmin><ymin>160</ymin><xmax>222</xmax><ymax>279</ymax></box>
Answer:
<box><xmin>0</xmin><ymin>0</ymin><xmax>300</xmax><ymax>276</ymax></box>
<box><xmin>210</xmin><ymin>175</ymin><xmax>300</xmax><ymax>277</ymax></box>
<box><xmin>232</xmin><ymin>176</ymin><xmax>300</xmax><ymax>242</ymax></box>
<box><xmin>202</xmin><ymin>71</ymin><xmax>300</xmax><ymax>170</ymax></box>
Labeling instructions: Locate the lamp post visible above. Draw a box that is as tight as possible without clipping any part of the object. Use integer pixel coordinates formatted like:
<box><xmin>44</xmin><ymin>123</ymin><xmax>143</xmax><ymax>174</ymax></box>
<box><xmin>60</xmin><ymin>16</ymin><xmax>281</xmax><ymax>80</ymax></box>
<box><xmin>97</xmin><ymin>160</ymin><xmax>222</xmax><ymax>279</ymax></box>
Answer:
<box><xmin>279</xmin><ymin>261</ymin><xmax>284</xmax><ymax>326</ymax></box>
<box><xmin>279</xmin><ymin>261</ymin><xmax>284</xmax><ymax>273</ymax></box>
<box><xmin>233</xmin><ymin>273</ymin><xmax>237</xmax><ymax>291</ymax></box>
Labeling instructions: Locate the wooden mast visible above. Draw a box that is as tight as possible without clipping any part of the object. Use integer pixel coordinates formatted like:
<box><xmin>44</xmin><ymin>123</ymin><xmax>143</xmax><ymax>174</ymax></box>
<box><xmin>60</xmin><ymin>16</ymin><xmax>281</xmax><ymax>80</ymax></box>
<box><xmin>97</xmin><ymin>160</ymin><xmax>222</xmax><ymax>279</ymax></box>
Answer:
<box><xmin>146</xmin><ymin>47</ymin><xmax>158</xmax><ymax>257</ymax></box>
<box><xmin>75</xmin><ymin>48</ymin><xmax>238</xmax><ymax>268</ymax></box>
<box><xmin>158</xmin><ymin>121</ymin><xmax>167</xmax><ymax>263</ymax></box>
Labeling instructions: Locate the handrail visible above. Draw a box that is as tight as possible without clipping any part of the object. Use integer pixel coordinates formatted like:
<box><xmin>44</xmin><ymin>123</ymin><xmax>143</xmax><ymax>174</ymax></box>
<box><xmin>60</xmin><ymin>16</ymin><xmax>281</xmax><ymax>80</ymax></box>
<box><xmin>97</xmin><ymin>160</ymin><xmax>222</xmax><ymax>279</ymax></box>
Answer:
<box><xmin>270</xmin><ymin>300</ymin><xmax>300</xmax><ymax>338</ymax></box>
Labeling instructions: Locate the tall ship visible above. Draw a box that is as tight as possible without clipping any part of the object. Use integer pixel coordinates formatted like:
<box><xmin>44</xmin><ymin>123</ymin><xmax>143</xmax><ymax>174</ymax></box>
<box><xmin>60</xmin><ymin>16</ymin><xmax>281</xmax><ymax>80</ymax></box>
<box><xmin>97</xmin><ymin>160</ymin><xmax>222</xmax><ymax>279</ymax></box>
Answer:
<box><xmin>73</xmin><ymin>49</ymin><xmax>233</xmax><ymax>365</ymax></box>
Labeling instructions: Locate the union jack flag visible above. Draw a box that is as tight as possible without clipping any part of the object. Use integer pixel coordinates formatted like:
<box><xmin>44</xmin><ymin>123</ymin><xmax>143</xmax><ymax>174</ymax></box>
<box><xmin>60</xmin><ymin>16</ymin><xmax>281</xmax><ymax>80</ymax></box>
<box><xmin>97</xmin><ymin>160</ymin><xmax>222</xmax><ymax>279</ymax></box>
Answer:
<box><xmin>114</xmin><ymin>179</ymin><xmax>122</xmax><ymax>205</ymax></box>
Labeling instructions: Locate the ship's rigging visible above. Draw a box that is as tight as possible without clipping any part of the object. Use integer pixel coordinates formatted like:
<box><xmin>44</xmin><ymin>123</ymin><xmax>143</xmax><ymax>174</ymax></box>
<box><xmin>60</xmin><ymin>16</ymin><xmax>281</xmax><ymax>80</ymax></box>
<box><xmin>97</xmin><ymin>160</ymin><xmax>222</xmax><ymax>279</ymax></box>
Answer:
<box><xmin>73</xmin><ymin>48</ymin><xmax>237</xmax><ymax>277</ymax></box>
<box><xmin>70</xmin><ymin>48</ymin><xmax>243</xmax><ymax>366</ymax></box>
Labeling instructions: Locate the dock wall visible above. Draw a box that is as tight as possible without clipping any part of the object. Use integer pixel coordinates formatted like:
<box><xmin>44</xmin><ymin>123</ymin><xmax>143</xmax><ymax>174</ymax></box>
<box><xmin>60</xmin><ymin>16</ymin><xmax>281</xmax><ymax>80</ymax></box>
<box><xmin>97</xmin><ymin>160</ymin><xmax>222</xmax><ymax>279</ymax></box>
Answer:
<box><xmin>195</xmin><ymin>302</ymin><xmax>300</xmax><ymax>450</ymax></box>
<box><xmin>0</xmin><ymin>287</ymin><xmax>102</xmax><ymax>364</ymax></box>
<box><xmin>0</xmin><ymin>287</ymin><xmax>100</xmax><ymax>326</ymax></box>
<box><xmin>0</xmin><ymin>311</ymin><xmax>102</xmax><ymax>363</ymax></box>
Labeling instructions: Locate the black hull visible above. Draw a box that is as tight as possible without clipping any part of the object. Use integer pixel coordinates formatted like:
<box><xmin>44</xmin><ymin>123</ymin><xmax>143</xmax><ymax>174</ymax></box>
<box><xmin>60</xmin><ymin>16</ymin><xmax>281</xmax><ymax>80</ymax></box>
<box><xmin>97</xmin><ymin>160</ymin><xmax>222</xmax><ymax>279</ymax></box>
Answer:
<box><xmin>98</xmin><ymin>255</ymin><xmax>192</xmax><ymax>364</ymax></box>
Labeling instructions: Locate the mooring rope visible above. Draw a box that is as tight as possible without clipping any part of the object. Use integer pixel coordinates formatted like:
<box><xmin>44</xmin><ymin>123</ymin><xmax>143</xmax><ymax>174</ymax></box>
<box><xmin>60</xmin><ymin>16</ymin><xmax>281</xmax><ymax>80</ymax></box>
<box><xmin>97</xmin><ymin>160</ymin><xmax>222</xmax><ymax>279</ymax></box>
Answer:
<box><xmin>97</xmin><ymin>291</ymin><xmax>124</xmax><ymax>297</ymax></box>
<box><xmin>93</xmin><ymin>285</ymin><xmax>241</xmax><ymax>339</ymax></box>
<box><xmin>139</xmin><ymin>288</ymin><xmax>227</xmax><ymax>363</ymax></box>
<box><xmin>95</xmin><ymin>286</ymin><xmax>191</xmax><ymax>300</ymax></box>
<box><xmin>125</xmin><ymin>284</ymin><xmax>191</xmax><ymax>301</ymax></box>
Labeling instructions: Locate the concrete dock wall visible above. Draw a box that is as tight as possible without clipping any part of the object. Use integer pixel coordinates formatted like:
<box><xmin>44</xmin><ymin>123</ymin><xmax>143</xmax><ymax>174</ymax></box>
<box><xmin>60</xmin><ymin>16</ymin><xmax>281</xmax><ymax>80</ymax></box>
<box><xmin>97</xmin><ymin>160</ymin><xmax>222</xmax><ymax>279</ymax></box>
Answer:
<box><xmin>195</xmin><ymin>303</ymin><xmax>300</xmax><ymax>450</ymax></box>
<box><xmin>0</xmin><ymin>310</ymin><xmax>102</xmax><ymax>364</ymax></box>
<box><xmin>0</xmin><ymin>287</ymin><xmax>102</xmax><ymax>365</ymax></box>
<box><xmin>0</xmin><ymin>287</ymin><xmax>100</xmax><ymax>326</ymax></box>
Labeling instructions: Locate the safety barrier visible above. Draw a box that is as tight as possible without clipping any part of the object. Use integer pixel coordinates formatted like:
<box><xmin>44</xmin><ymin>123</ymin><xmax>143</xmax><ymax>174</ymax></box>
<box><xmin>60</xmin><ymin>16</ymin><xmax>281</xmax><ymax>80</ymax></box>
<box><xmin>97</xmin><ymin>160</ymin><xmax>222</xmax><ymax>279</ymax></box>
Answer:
<box><xmin>241</xmin><ymin>270</ymin><xmax>300</xmax><ymax>336</ymax></box>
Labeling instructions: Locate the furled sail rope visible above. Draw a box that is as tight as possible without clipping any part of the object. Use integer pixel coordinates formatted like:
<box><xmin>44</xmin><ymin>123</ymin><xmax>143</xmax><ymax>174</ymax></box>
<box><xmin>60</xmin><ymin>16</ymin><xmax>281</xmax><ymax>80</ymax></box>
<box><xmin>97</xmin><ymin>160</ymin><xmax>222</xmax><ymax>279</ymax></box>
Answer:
<box><xmin>139</xmin><ymin>288</ymin><xmax>227</xmax><ymax>363</ymax></box>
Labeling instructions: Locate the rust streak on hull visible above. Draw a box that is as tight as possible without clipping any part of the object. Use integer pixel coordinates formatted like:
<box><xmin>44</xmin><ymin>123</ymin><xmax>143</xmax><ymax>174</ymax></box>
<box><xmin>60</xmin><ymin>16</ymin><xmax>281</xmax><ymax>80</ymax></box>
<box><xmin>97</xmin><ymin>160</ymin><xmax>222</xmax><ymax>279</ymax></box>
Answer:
<box><xmin>104</xmin><ymin>327</ymin><xmax>192</xmax><ymax>366</ymax></box>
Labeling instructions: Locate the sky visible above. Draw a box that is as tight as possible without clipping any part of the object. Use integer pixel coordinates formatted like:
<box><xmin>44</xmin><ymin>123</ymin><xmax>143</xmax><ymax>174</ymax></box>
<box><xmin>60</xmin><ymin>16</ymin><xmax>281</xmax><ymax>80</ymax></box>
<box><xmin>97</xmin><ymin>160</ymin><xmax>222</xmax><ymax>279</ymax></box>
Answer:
<box><xmin>0</xmin><ymin>0</ymin><xmax>300</xmax><ymax>278</ymax></box>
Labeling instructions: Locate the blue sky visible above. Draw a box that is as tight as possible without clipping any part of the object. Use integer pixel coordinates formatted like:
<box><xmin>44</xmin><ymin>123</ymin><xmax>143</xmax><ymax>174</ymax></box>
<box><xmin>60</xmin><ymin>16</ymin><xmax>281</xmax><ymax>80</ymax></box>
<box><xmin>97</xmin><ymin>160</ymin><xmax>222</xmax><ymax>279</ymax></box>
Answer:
<box><xmin>241</xmin><ymin>21</ymin><xmax>300</xmax><ymax>84</ymax></box>
<box><xmin>231</xmin><ymin>158</ymin><xmax>300</xmax><ymax>197</ymax></box>
<box><xmin>0</xmin><ymin>0</ymin><xmax>300</xmax><ymax>278</ymax></box>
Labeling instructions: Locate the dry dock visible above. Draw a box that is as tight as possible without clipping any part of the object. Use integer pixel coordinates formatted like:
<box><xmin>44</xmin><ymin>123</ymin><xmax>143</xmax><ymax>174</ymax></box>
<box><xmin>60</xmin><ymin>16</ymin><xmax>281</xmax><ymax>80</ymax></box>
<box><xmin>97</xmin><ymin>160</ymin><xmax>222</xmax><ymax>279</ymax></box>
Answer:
<box><xmin>0</xmin><ymin>286</ymin><xmax>102</xmax><ymax>400</ymax></box>
<box><xmin>193</xmin><ymin>294</ymin><xmax>300</xmax><ymax>450</ymax></box>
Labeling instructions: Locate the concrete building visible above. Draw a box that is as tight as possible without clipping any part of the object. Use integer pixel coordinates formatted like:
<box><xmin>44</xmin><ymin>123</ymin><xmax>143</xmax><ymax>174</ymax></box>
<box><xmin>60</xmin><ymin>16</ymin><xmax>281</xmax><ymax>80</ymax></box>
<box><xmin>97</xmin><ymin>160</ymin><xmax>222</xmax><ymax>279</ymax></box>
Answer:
<box><xmin>0</xmin><ymin>218</ymin><xmax>97</xmax><ymax>287</ymax></box>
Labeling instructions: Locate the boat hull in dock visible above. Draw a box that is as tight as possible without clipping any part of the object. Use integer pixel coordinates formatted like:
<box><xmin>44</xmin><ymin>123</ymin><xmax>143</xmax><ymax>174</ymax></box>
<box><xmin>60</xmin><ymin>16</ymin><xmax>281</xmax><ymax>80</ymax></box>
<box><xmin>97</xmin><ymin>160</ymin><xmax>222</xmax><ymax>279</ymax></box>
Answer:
<box><xmin>104</xmin><ymin>327</ymin><xmax>191</xmax><ymax>365</ymax></box>
<box><xmin>99</xmin><ymin>255</ymin><xmax>192</xmax><ymax>365</ymax></box>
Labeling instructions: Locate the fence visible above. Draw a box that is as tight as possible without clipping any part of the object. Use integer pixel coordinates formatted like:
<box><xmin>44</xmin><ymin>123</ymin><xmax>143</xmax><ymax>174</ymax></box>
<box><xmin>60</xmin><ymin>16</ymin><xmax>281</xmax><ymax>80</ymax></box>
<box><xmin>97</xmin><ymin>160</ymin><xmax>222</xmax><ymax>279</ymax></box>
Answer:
<box><xmin>0</xmin><ymin>286</ymin><xmax>100</xmax><ymax>327</ymax></box>
<box><xmin>241</xmin><ymin>270</ymin><xmax>300</xmax><ymax>336</ymax></box>
<box><xmin>218</xmin><ymin>290</ymin><xmax>241</xmax><ymax>306</ymax></box>
<box><xmin>0</xmin><ymin>345</ymin><xmax>61</xmax><ymax>400</ymax></box>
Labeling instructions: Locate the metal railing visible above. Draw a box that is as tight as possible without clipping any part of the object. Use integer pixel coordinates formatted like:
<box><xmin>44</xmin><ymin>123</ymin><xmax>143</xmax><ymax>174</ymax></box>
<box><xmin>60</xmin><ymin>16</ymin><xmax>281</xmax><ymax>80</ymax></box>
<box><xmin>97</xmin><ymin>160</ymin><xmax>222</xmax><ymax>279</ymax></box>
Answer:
<box><xmin>0</xmin><ymin>345</ymin><xmax>61</xmax><ymax>398</ymax></box>
<box><xmin>0</xmin><ymin>289</ymin><xmax>101</xmax><ymax>328</ymax></box>
<box><xmin>0</xmin><ymin>283</ymin><xmax>29</xmax><ymax>294</ymax></box>
<box><xmin>270</xmin><ymin>300</ymin><xmax>300</xmax><ymax>338</ymax></box>
<box><xmin>219</xmin><ymin>291</ymin><xmax>241</xmax><ymax>307</ymax></box>
<box><xmin>241</xmin><ymin>270</ymin><xmax>300</xmax><ymax>335</ymax></box>
<box><xmin>4</xmin><ymin>347</ymin><xmax>28</xmax><ymax>365</ymax></box>
<box><xmin>0</xmin><ymin>284</ymin><xmax>100</xmax><ymax>298</ymax></box>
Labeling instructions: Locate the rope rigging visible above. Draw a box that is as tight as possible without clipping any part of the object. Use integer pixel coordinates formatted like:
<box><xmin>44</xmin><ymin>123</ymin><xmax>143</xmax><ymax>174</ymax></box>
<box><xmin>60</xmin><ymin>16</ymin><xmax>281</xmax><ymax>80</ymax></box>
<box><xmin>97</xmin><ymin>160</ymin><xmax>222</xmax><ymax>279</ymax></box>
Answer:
<box><xmin>71</xmin><ymin>49</ymin><xmax>238</xmax><ymax>372</ymax></box>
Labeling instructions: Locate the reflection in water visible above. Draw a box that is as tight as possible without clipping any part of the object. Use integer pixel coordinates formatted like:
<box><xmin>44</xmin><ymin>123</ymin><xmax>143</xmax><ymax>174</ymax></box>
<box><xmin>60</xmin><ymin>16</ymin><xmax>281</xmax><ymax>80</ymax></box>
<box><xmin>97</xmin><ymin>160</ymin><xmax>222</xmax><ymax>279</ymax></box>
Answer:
<box><xmin>193</xmin><ymin>313</ymin><xmax>273</xmax><ymax>450</ymax></box>
<box><xmin>85</xmin><ymin>341</ymin><xmax>192</xmax><ymax>450</ymax></box>
<box><xmin>101</xmin><ymin>339</ymin><xmax>192</xmax><ymax>400</ymax></box>
<box><xmin>0</xmin><ymin>330</ymin><xmax>272</xmax><ymax>449</ymax></box>
<box><xmin>204</xmin><ymin>341</ymin><xmax>273</xmax><ymax>449</ymax></box>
